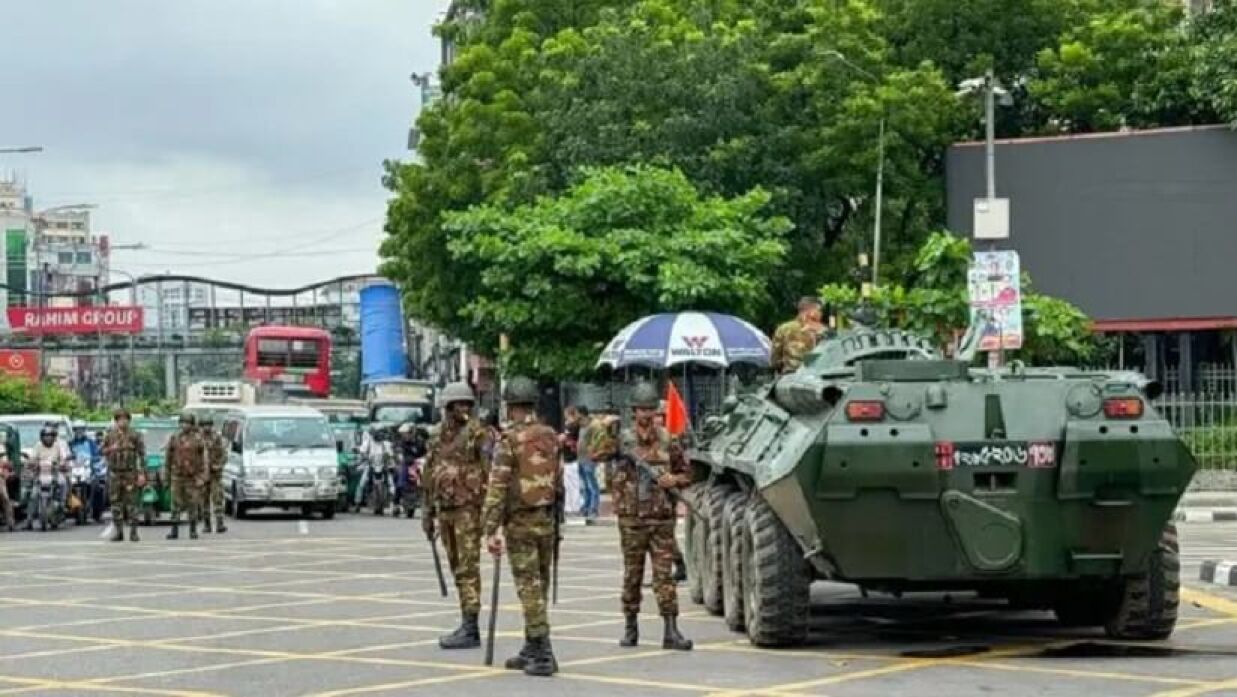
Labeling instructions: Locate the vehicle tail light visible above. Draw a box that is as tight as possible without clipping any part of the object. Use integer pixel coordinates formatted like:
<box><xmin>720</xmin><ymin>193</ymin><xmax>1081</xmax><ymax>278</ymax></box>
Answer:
<box><xmin>1103</xmin><ymin>397</ymin><xmax>1143</xmax><ymax>419</ymax></box>
<box><xmin>845</xmin><ymin>400</ymin><xmax>885</xmax><ymax>422</ymax></box>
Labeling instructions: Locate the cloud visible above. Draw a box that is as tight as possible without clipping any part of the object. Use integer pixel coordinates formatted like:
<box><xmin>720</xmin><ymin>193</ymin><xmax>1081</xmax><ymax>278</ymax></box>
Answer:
<box><xmin>0</xmin><ymin>0</ymin><xmax>451</xmax><ymax>286</ymax></box>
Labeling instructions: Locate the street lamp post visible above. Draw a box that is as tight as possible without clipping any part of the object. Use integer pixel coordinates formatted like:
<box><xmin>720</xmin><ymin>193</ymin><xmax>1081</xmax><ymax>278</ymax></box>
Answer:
<box><xmin>111</xmin><ymin>269</ymin><xmax>144</xmax><ymax>400</ymax></box>
<box><xmin>825</xmin><ymin>50</ymin><xmax>886</xmax><ymax>287</ymax></box>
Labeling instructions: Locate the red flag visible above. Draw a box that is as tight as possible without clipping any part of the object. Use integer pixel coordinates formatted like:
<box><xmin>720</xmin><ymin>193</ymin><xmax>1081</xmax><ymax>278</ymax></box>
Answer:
<box><xmin>665</xmin><ymin>381</ymin><xmax>689</xmax><ymax>436</ymax></box>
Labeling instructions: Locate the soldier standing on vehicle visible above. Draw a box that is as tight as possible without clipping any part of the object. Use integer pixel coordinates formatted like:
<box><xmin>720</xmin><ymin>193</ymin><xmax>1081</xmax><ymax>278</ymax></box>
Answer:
<box><xmin>483</xmin><ymin>376</ymin><xmax>562</xmax><ymax>677</ymax></box>
<box><xmin>199</xmin><ymin>416</ymin><xmax>228</xmax><ymax>534</ymax></box>
<box><xmin>422</xmin><ymin>381</ymin><xmax>490</xmax><ymax>649</ymax></box>
<box><xmin>165</xmin><ymin>413</ymin><xmax>207</xmax><ymax>540</ymax></box>
<box><xmin>771</xmin><ymin>296</ymin><xmax>826</xmax><ymax>374</ymax></box>
<box><xmin>593</xmin><ymin>382</ymin><xmax>693</xmax><ymax>651</ymax></box>
<box><xmin>102</xmin><ymin>408</ymin><xmax>146</xmax><ymax>542</ymax></box>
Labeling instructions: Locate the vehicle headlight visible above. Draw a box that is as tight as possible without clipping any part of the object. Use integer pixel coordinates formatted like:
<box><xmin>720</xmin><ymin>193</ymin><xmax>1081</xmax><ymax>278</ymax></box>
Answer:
<box><xmin>318</xmin><ymin>466</ymin><xmax>337</xmax><ymax>478</ymax></box>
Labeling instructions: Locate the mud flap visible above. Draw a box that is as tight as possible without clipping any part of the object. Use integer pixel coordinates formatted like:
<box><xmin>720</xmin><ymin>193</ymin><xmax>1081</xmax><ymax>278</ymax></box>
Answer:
<box><xmin>941</xmin><ymin>490</ymin><xmax>1023</xmax><ymax>573</ymax></box>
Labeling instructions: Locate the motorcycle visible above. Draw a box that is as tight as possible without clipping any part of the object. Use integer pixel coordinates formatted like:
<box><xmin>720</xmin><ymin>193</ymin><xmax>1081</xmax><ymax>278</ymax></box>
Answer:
<box><xmin>361</xmin><ymin>453</ymin><xmax>393</xmax><ymax>516</ymax></box>
<box><xmin>89</xmin><ymin>457</ymin><xmax>108</xmax><ymax>524</ymax></box>
<box><xmin>395</xmin><ymin>456</ymin><xmax>422</xmax><ymax>519</ymax></box>
<box><xmin>26</xmin><ymin>472</ymin><xmax>65</xmax><ymax>531</ymax></box>
<box><xmin>68</xmin><ymin>462</ymin><xmax>92</xmax><ymax>525</ymax></box>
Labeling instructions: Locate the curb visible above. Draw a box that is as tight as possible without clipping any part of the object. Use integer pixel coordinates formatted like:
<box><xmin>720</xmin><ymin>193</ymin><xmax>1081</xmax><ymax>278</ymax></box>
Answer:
<box><xmin>1173</xmin><ymin>509</ymin><xmax>1237</xmax><ymax>523</ymax></box>
<box><xmin>1200</xmin><ymin>560</ymin><xmax>1237</xmax><ymax>587</ymax></box>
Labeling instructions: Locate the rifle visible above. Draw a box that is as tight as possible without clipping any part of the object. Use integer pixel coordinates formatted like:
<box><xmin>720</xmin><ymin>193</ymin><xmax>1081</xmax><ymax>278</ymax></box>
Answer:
<box><xmin>429</xmin><ymin>531</ymin><xmax>449</xmax><ymax>597</ymax></box>
<box><xmin>623</xmin><ymin>455</ymin><xmax>704</xmax><ymax>522</ymax></box>
<box><xmin>484</xmin><ymin>553</ymin><xmax>501</xmax><ymax>666</ymax></box>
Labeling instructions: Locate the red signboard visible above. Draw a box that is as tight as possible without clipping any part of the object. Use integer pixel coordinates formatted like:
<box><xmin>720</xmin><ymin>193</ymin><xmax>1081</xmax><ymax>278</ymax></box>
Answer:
<box><xmin>0</xmin><ymin>349</ymin><xmax>40</xmax><ymax>381</ymax></box>
<box><xmin>6</xmin><ymin>306</ymin><xmax>144</xmax><ymax>334</ymax></box>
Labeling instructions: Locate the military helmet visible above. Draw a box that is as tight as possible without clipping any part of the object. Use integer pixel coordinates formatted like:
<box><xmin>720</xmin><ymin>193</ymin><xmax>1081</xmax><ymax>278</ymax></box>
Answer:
<box><xmin>113</xmin><ymin>407</ymin><xmax>131</xmax><ymax>420</ymax></box>
<box><xmin>440</xmin><ymin>381</ymin><xmax>475</xmax><ymax>407</ymax></box>
<box><xmin>629</xmin><ymin>381</ymin><xmax>660</xmax><ymax>409</ymax></box>
<box><xmin>179</xmin><ymin>412</ymin><xmax>196</xmax><ymax>426</ymax></box>
<box><xmin>501</xmin><ymin>376</ymin><xmax>538</xmax><ymax>405</ymax></box>
<box><xmin>198</xmin><ymin>414</ymin><xmax>214</xmax><ymax>427</ymax></box>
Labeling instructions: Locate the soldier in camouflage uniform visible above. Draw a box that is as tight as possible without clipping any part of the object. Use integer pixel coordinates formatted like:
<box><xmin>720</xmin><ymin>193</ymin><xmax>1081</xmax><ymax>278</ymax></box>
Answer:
<box><xmin>593</xmin><ymin>381</ymin><xmax>693</xmax><ymax>651</ymax></box>
<box><xmin>102</xmin><ymin>408</ymin><xmax>146</xmax><ymax>542</ymax></box>
<box><xmin>199</xmin><ymin>416</ymin><xmax>228</xmax><ymax>534</ymax></box>
<box><xmin>483</xmin><ymin>376</ymin><xmax>562</xmax><ymax>677</ymax></box>
<box><xmin>165</xmin><ymin>413</ymin><xmax>207</xmax><ymax>540</ymax></box>
<box><xmin>771</xmin><ymin>296</ymin><xmax>826</xmax><ymax>374</ymax></box>
<box><xmin>422</xmin><ymin>381</ymin><xmax>490</xmax><ymax>649</ymax></box>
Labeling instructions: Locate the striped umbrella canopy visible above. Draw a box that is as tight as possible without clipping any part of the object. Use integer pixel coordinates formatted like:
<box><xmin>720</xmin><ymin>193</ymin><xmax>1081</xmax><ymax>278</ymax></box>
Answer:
<box><xmin>596</xmin><ymin>312</ymin><xmax>772</xmax><ymax>369</ymax></box>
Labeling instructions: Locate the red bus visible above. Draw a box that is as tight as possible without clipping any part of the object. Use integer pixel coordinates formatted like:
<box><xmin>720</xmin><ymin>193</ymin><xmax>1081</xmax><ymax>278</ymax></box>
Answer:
<box><xmin>243</xmin><ymin>326</ymin><xmax>331</xmax><ymax>398</ymax></box>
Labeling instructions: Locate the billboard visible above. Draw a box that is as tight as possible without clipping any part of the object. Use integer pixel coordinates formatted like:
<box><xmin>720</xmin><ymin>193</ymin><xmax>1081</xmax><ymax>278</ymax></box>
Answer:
<box><xmin>6</xmin><ymin>306</ymin><xmax>144</xmax><ymax>334</ymax></box>
<box><xmin>187</xmin><ymin>305</ymin><xmax>344</xmax><ymax>331</ymax></box>
<box><xmin>0</xmin><ymin>349</ymin><xmax>39</xmax><ymax>381</ymax></box>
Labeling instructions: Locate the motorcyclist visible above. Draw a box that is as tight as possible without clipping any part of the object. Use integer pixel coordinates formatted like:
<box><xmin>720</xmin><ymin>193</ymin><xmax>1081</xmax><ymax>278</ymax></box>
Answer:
<box><xmin>0</xmin><ymin>442</ymin><xmax>14</xmax><ymax>533</ymax></box>
<box><xmin>355</xmin><ymin>424</ymin><xmax>394</xmax><ymax>508</ymax></box>
<box><xmin>394</xmin><ymin>422</ymin><xmax>427</xmax><ymax>515</ymax></box>
<box><xmin>25</xmin><ymin>425</ymin><xmax>69</xmax><ymax>527</ymax></box>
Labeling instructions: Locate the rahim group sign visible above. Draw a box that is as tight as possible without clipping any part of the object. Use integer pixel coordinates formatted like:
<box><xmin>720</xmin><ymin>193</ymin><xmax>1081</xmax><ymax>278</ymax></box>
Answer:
<box><xmin>6</xmin><ymin>306</ymin><xmax>144</xmax><ymax>335</ymax></box>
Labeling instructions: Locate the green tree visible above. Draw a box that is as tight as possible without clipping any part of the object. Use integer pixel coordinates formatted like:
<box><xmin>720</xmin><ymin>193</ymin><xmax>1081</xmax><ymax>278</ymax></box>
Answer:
<box><xmin>441</xmin><ymin>165</ymin><xmax>790</xmax><ymax>377</ymax></box>
<box><xmin>1029</xmin><ymin>0</ymin><xmax>1210</xmax><ymax>133</ymax></box>
<box><xmin>1189</xmin><ymin>0</ymin><xmax>1237</xmax><ymax>123</ymax></box>
<box><xmin>820</xmin><ymin>232</ymin><xmax>1106</xmax><ymax>366</ymax></box>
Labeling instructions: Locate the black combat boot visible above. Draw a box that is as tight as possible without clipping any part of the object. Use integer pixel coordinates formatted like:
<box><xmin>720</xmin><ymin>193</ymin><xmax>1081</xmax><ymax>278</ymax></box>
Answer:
<box><xmin>438</xmin><ymin>612</ymin><xmax>481</xmax><ymax>649</ymax></box>
<box><xmin>215</xmin><ymin>515</ymin><xmax>227</xmax><ymax>534</ymax></box>
<box><xmin>129</xmin><ymin>522</ymin><xmax>140</xmax><ymax>542</ymax></box>
<box><xmin>619</xmin><ymin>612</ymin><xmax>639</xmax><ymax>647</ymax></box>
<box><xmin>166</xmin><ymin>522</ymin><xmax>179</xmax><ymax>540</ymax></box>
<box><xmin>202</xmin><ymin>516</ymin><xmax>212</xmax><ymax>533</ymax></box>
<box><xmin>504</xmin><ymin>634</ymin><xmax>535</xmax><ymax>670</ymax></box>
<box><xmin>662</xmin><ymin>615</ymin><xmax>693</xmax><ymax>651</ymax></box>
<box><xmin>189</xmin><ymin>520</ymin><xmax>199</xmax><ymax>540</ymax></box>
<box><xmin>672</xmin><ymin>552</ymin><xmax>688</xmax><ymax>583</ymax></box>
<box><xmin>523</xmin><ymin>636</ymin><xmax>557</xmax><ymax>677</ymax></box>
<box><xmin>110</xmin><ymin>523</ymin><xmax>124</xmax><ymax>542</ymax></box>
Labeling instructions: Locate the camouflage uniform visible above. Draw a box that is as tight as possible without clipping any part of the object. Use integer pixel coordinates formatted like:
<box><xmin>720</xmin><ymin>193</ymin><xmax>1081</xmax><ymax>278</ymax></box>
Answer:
<box><xmin>423</xmin><ymin>415</ymin><xmax>489</xmax><ymax>629</ymax></box>
<box><xmin>103</xmin><ymin>426</ymin><xmax>146</xmax><ymax>540</ymax></box>
<box><xmin>605</xmin><ymin>422</ymin><xmax>690</xmax><ymax>616</ymax></box>
<box><xmin>165</xmin><ymin>427</ymin><xmax>207</xmax><ymax>539</ymax></box>
<box><xmin>200</xmin><ymin>428</ymin><xmax>228</xmax><ymax>533</ymax></box>
<box><xmin>771</xmin><ymin>318</ymin><xmax>824</xmax><ymax>374</ymax></box>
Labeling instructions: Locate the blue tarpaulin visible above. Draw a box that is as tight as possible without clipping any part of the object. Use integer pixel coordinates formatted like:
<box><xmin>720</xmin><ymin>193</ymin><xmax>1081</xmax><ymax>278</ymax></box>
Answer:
<box><xmin>360</xmin><ymin>284</ymin><xmax>407</xmax><ymax>384</ymax></box>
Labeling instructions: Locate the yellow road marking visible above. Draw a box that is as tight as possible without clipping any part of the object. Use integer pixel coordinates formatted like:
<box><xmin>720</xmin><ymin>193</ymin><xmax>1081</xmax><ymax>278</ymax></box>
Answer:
<box><xmin>1182</xmin><ymin>586</ymin><xmax>1237</xmax><ymax>618</ymax></box>
<box><xmin>0</xmin><ymin>674</ymin><xmax>223</xmax><ymax>697</ymax></box>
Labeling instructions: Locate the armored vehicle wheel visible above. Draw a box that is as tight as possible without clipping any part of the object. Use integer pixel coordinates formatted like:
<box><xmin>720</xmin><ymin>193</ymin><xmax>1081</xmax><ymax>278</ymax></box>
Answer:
<box><xmin>321</xmin><ymin>504</ymin><xmax>336</xmax><ymax>520</ymax></box>
<box><xmin>703</xmin><ymin>481</ymin><xmax>734</xmax><ymax>615</ymax></box>
<box><xmin>1104</xmin><ymin>523</ymin><xmax>1180</xmax><ymax>640</ymax></box>
<box><xmin>722</xmin><ymin>492</ymin><xmax>748</xmax><ymax>632</ymax></box>
<box><xmin>684</xmin><ymin>484</ymin><xmax>706</xmax><ymax>605</ymax></box>
<box><xmin>742</xmin><ymin>496</ymin><xmax>810</xmax><ymax>647</ymax></box>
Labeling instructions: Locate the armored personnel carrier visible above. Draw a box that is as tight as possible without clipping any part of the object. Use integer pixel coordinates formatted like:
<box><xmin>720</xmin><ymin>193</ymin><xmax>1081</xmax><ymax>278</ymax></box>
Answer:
<box><xmin>685</xmin><ymin>327</ymin><xmax>1196</xmax><ymax>647</ymax></box>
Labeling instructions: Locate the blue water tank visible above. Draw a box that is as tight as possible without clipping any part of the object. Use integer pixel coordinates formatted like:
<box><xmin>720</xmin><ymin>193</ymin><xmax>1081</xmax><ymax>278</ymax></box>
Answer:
<box><xmin>360</xmin><ymin>283</ymin><xmax>407</xmax><ymax>384</ymax></box>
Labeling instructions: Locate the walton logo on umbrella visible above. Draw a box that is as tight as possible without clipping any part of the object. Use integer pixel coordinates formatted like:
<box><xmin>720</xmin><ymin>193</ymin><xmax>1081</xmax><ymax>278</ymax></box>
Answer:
<box><xmin>671</xmin><ymin>334</ymin><xmax>723</xmax><ymax>360</ymax></box>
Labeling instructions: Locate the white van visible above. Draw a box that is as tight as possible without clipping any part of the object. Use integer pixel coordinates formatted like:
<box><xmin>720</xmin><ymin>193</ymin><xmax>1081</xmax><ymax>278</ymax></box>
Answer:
<box><xmin>220</xmin><ymin>405</ymin><xmax>340</xmax><ymax>520</ymax></box>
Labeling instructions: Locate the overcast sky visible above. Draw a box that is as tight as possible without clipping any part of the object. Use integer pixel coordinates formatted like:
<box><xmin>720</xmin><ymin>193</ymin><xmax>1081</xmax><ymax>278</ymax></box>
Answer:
<box><xmin>0</xmin><ymin>0</ymin><xmax>451</xmax><ymax>287</ymax></box>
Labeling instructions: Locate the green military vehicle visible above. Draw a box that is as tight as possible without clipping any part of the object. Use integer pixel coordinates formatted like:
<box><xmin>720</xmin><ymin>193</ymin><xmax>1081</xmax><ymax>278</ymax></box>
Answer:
<box><xmin>686</xmin><ymin>327</ymin><xmax>1196</xmax><ymax>647</ymax></box>
<box><xmin>132</xmin><ymin>417</ymin><xmax>178</xmax><ymax>524</ymax></box>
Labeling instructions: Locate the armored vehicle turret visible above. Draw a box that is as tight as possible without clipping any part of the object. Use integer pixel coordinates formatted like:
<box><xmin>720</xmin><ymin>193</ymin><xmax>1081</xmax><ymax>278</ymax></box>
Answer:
<box><xmin>685</xmin><ymin>327</ymin><xmax>1195</xmax><ymax>646</ymax></box>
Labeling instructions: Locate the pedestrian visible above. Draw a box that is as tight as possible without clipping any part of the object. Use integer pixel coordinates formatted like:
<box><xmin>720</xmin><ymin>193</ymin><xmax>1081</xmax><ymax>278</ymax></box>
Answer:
<box><xmin>483</xmin><ymin>376</ymin><xmax>562</xmax><ymax>677</ymax></box>
<box><xmin>576</xmin><ymin>406</ymin><xmax>601</xmax><ymax>523</ymax></box>
<box><xmin>422</xmin><ymin>381</ymin><xmax>490</xmax><ymax>650</ymax></box>
<box><xmin>592</xmin><ymin>381</ymin><xmax>693</xmax><ymax>651</ymax></box>
<box><xmin>198</xmin><ymin>416</ymin><xmax>228</xmax><ymax>534</ymax></box>
<box><xmin>102</xmin><ymin>408</ymin><xmax>146</xmax><ymax>542</ymax></box>
<box><xmin>559</xmin><ymin>407</ymin><xmax>582</xmax><ymax>519</ymax></box>
<box><xmin>165</xmin><ymin>413</ymin><xmax>207</xmax><ymax>540</ymax></box>
<box><xmin>771</xmin><ymin>296</ymin><xmax>826</xmax><ymax>374</ymax></box>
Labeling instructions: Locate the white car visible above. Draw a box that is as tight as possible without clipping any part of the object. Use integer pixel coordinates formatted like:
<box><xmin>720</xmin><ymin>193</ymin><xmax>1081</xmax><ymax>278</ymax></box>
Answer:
<box><xmin>220</xmin><ymin>405</ymin><xmax>340</xmax><ymax>520</ymax></box>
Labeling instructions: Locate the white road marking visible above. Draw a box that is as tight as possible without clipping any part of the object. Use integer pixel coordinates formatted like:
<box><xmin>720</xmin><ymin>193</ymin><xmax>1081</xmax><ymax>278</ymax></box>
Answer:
<box><xmin>298</xmin><ymin>520</ymin><xmax>309</xmax><ymax>536</ymax></box>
